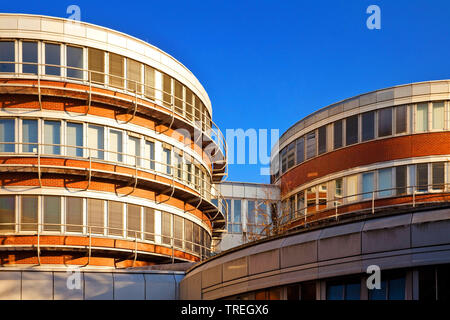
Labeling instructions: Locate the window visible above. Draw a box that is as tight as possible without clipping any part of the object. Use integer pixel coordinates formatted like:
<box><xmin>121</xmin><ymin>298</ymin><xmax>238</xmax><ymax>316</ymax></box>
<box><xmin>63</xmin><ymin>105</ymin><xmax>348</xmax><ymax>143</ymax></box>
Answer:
<box><xmin>395</xmin><ymin>105</ymin><xmax>407</xmax><ymax>134</ymax></box>
<box><xmin>144</xmin><ymin>207</ymin><xmax>155</xmax><ymax>241</ymax></box>
<box><xmin>0</xmin><ymin>196</ymin><xmax>15</xmax><ymax>231</ymax></box>
<box><xmin>296</xmin><ymin>137</ymin><xmax>304</xmax><ymax>164</ymax></box>
<box><xmin>233</xmin><ymin>199</ymin><xmax>242</xmax><ymax>233</ymax></box>
<box><xmin>127</xmin><ymin>204</ymin><xmax>141</xmax><ymax>238</ymax></box>
<box><xmin>22</xmin><ymin>119</ymin><xmax>38</xmax><ymax>153</ymax></box>
<box><xmin>346</xmin><ymin>115</ymin><xmax>358</xmax><ymax>145</ymax></box>
<box><xmin>66</xmin><ymin>122</ymin><xmax>83</xmax><ymax>157</ymax></box>
<box><xmin>247</xmin><ymin>200</ymin><xmax>256</xmax><ymax>226</ymax></box>
<box><xmin>193</xmin><ymin>224</ymin><xmax>200</xmax><ymax>254</ymax></box>
<box><xmin>318</xmin><ymin>184</ymin><xmax>327</xmax><ymax>210</ymax></box>
<box><xmin>162</xmin><ymin>74</ymin><xmax>172</xmax><ymax>107</ymax></box>
<box><xmin>306</xmin><ymin>187</ymin><xmax>316</xmax><ymax>214</ymax></box>
<box><xmin>43</xmin><ymin>196</ymin><xmax>61</xmax><ymax>231</ymax></box>
<box><xmin>419</xmin><ymin>265</ymin><xmax>450</xmax><ymax>301</ymax></box>
<box><xmin>45</xmin><ymin>43</ymin><xmax>61</xmax><ymax>76</ymax></box>
<box><xmin>161</xmin><ymin>212</ymin><xmax>172</xmax><ymax>245</ymax></box>
<box><xmin>174</xmin><ymin>215</ymin><xmax>183</xmax><ymax>248</ymax></box>
<box><xmin>21</xmin><ymin>196</ymin><xmax>38</xmax><ymax>231</ymax></box>
<box><xmin>378</xmin><ymin>108</ymin><xmax>392</xmax><ymax>137</ymax></box>
<box><xmin>335</xmin><ymin>178</ymin><xmax>343</xmax><ymax>198</ymax></box>
<box><xmin>44</xmin><ymin>120</ymin><xmax>60</xmax><ymax>155</ymax></box>
<box><xmin>109</xmin><ymin>53</ymin><xmax>124</xmax><ymax>88</ymax></box>
<box><xmin>416</xmin><ymin>163</ymin><xmax>429</xmax><ymax>192</ymax></box>
<box><xmin>22</xmin><ymin>41</ymin><xmax>38</xmax><ymax>74</ymax></box>
<box><xmin>0</xmin><ymin>119</ymin><xmax>15</xmax><ymax>152</ymax></box>
<box><xmin>185</xmin><ymin>88</ymin><xmax>194</xmax><ymax>121</ymax></box>
<box><xmin>369</xmin><ymin>275</ymin><xmax>405</xmax><ymax>300</ymax></box>
<box><xmin>432</xmin><ymin>162</ymin><xmax>445</xmax><ymax>190</ymax></box>
<box><xmin>88</xmin><ymin>48</ymin><xmax>104</xmax><ymax>84</ymax></box>
<box><xmin>109</xmin><ymin>130</ymin><xmax>123</xmax><ymax>162</ymax></box>
<box><xmin>66</xmin><ymin>197</ymin><xmax>83</xmax><ymax>232</ymax></box>
<box><xmin>333</xmin><ymin>120</ymin><xmax>343</xmax><ymax>149</ymax></box>
<box><xmin>144</xmin><ymin>65</ymin><xmax>155</xmax><ymax>99</ymax></box>
<box><xmin>87</xmin><ymin>198</ymin><xmax>104</xmax><ymax>234</ymax></box>
<box><xmin>88</xmin><ymin>125</ymin><xmax>104</xmax><ymax>159</ymax></box>
<box><xmin>362</xmin><ymin>111</ymin><xmax>375</xmax><ymax>141</ymax></box>
<box><xmin>66</xmin><ymin>46</ymin><xmax>83</xmax><ymax>79</ymax></box>
<box><xmin>318</xmin><ymin>125</ymin><xmax>327</xmax><ymax>154</ymax></box>
<box><xmin>362</xmin><ymin>172</ymin><xmax>374</xmax><ymax>199</ymax></box>
<box><xmin>108</xmin><ymin>201</ymin><xmax>123</xmax><ymax>236</ymax></box>
<box><xmin>416</xmin><ymin>103</ymin><xmax>428</xmax><ymax>132</ymax></box>
<box><xmin>127</xmin><ymin>135</ymin><xmax>141</xmax><ymax>166</ymax></box>
<box><xmin>306</xmin><ymin>131</ymin><xmax>316</xmax><ymax>159</ymax></box>
<box><xmin>173</xmin><ymin>150</ymin><xmax>183</xmax><ymax>180</ymax></box>
<box><xmin>184</xmin><ymin>219</ymin><xmax>193</xmax><ymax>251</ymax></box>
<box><xmin>127</xmin><ymin>59</ymin><xmax>141</xmax><ymax>93</ymax></box>
<box><xmin>296</xmin><ymin>191</ymin><xmax>305</xmax><ymax>216</ymax></box>
<box><xmin>163</xmin><ymin>147</ymin><xmax>172</xmax><ymax>175</ymax></box>
<box><xmin>174</xmin><ymin>80</ymin><xmax>184</xmax><ymax>115</ymax></box>
<box><xmin>378</xmin><ymin>168</ymin><xmax>392</xmax><ymax>197</ymax></box>
<box><xmin>0</xmin><ymin>41</ymin><xmax>15</xmax><ymax>73</ymax></box>
<box><xmin>286</xmin><ymin>142</ymin><xmax>295</xmax><ymax>169</ymax></box>
<box><xmin>396</xmin><ymin>166</ymin><xmax>407</xmax><ymax>195</ymax></box>
<box><xmin>327</xmin><ymin>280</ymin><xmax>360</xmax><ymax>300</ymax></box>
<box><xmin>281</xmin><ymin>147</ymin><xmax>288</xmax><ymax>173</ymax></box>
<box><xmin>225</xmin><ymin>199</ymin><xmax>232</xmax><ymax>232</ymax></box>
<box><xmin>144</xmin><ymin>140</ymin><xmax>155</xmax><ymax>170</ymax></box>
<box><xmin>347</xmin><ymin>175</ymin><xmax>358</xmax><ymax>202</ymax></box>
<box><xmin>432</xmin><ymin>102</ymin><xmax>445</xmax><ymax>130</ymax></box>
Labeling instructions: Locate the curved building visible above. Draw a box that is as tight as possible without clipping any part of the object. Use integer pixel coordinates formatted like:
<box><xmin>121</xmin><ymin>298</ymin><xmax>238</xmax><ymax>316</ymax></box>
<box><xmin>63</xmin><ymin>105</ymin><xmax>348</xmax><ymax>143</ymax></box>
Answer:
<box><xmin>0</xmin><ymin>13</ymin><xmax>227</xmax><ymax>269</ymax></box>
<box><xmin>181</xmin><ymin>80</ymin><xmax>450</xmax><ymax>300</ymax></box>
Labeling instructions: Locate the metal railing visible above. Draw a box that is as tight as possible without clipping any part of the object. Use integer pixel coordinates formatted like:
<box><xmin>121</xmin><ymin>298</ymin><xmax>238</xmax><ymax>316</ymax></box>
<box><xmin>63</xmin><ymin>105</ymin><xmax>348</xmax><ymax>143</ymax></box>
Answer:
<box><xmin>282</xmin><ymin>182</ymin><xmax>450</xmax><ymax>229</ymax></box>
<box><xmin>0</xmin><ymin>61</ymin><xmax>227</xmax><ymax>177</ymax></box>
<box><xmin>0</xmin><ymin>221</ymin><xmax>212</xmax><ymax>265</ymax></box>
<box><xmin>0</xmin><ymin>141</ymin><xmax>228</xmax><ymax>223</ymax></box>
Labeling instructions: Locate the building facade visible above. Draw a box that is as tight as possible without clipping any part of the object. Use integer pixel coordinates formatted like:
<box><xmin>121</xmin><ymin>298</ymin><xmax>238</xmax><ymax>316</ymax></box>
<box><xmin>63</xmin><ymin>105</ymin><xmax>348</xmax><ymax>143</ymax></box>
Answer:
<box><xmin>181</xmin><ymin>80</ymin><xmax>450</xmax><ymax>300</ymax></box>
<box><xmin>0</xmin><ymin>13</ymin><xmax>228</xmax><ymax>271</ymax></box>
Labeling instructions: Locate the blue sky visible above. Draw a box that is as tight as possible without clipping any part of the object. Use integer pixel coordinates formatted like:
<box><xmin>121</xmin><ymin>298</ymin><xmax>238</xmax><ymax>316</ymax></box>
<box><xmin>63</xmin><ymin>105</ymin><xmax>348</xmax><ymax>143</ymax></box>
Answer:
<box><xmin>3</xmin><ymin>0</ymin><xmax>450</xmax><ymax>183</ymax></box>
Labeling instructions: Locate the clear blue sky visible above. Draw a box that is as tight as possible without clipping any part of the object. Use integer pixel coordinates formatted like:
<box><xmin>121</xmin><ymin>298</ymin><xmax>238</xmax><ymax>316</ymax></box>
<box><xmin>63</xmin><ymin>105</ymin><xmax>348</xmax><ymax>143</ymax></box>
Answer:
<box><xmin>3</xmin><ymin>0</ymin><xmax>450</xmax><ymax>183</ymax></box>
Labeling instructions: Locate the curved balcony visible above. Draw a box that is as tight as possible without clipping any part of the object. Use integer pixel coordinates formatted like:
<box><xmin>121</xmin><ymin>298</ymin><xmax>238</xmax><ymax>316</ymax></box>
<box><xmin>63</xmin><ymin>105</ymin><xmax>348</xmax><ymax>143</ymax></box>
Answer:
<box><xmin>0</xmin><ymin>61</ymin><xmax>227</xmax><ymax>182</ymax></box>
<box><xmin>0</xmin><ymin>142</ymin><xmax>227</xmax><ymax>237</ymax></box>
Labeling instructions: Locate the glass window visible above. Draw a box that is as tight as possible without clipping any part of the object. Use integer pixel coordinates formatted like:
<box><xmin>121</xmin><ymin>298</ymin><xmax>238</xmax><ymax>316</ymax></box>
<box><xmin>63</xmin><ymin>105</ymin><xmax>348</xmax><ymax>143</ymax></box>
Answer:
<box><xmin>369</xmin><ymin>280</ymin><xmax>387</xmax><ymax>300</ymax></box>
<box><xmin>144</xmin><ymin>207</ymin><xmax>155</xmax><ymax>241</ymax></box>
<box><xmin>87</xmin><ymin>198</ymin><xmax>104</xmax><ymax>234</ymax></box>
<box><xmin>108</xmin><ymin>201</ymin><xmax>123</xmax><ymax>236</ymax></box>
<box><xmin>127</xmin><ymin>136</ymin><xmax>141</xmax><ymax>166</ymax></box>
<box><xmin>362</xmin><ymin>172</ymin><xmax>374</xmax><ymax>199</ymax></box>
<box><xmin>432</xmin><ymin>162</ymin><xmax>445</xmax><ymax>190</ymax></box>
<box><xmin>396</xmin><ymin>165</ymin><xmax>407</xmax><ymax>195</ymax></box>
<box><xmin>396</xmin><ymin>105</ymin><xmax>407</xmax><ymax>134</ymax></box>
<box><xmin>281</xmin><ymin>147</ymin><xmax>288</xmax><ymax>173</ymax></box>
<box><xmin>378</xmin><ymin>108</ymin><xmax>392</xmax><ymax>137</ymax></box>
<box><xmin>306</xmin><ymin>131</ymin><xmax>316</xmax><ymax>159</ymax></box>
<box><xmin>335</xmin><ymin>178</ymin><xmax>343</xmax><ymax>198</ymax></box>
<box><xmin>0</xmin><ymin>119</ymin><xmax>15</xmax><ymax>152</ymax></box>
<box><xmin>144</xmin><ymin>140</ymin><xmax>155</xmax><ymax>170</ymax></box>
<box><xmin>318</xmin><ymin>125</ymin><xmax>327</xmax><ymax>155</ymax></box>
<box><xmin>286</xmin><ymin>142</ymin><xmax>295</xmax><ymax>169</ymax></box>
<box><xmin>416</xmin><ymin>103</ymin><xmax>428</xmax><ymax>132</ymax></box>
<box><xmin>173</xmin><ymin>151</ymin><xmax>182</xmax><ymax>180</ymax></box>
<box><xmin>162</xmin><ymin>212</ymin><xmax>172</xmax><ymax>245</ymax></box>
<box><xmin>296</xmin><ymin>137</ymin><xmax>304</xmax><ymax>164</ymax></box>
<box><xmin>306</xmin><ymin>186</ymin><xmax>317</xmax><ymax>214</ymax></box>
<box><xmin>362</xmin><ymin>111</ymin><xmax>375</xmax><ymax>141</ymax></box>
<box><xmin>318</xmin><ymin>184</ymin><xmax>327</xmax><ymax>210</ymax></box>
<box><xmin>88</xmin><ymin>48</ymin><xmax>104</xmax><ymax>84</ymax></box>
<box><xmin>163</xmin><ymin>147</ymin><xmax>172</xmax><ymax>175</ymax></box>
<box><xmin>127</xmin><ymin>204</ymin><xmax>141</xmax><ymax>238</ymax></box>
<box><xmin>66</xmin><ymin>197</ymin><xmax>83</xmax><ymax>232</ymax></box>
<box><xmin>369</xmin><ymin>276</ymin><xmax>405</xmax><ymax>300</ymax></box>
<box><xmin>109</xmin><ymin>130</ymin><xmax>123</xmax><ymax>162</ymax></box>
<box><xmin>346</xmin><ymin>115</ymin><xmax>358</xmax><ymax>145</ymax></box>
<box><xmin>45</xmin><ymin>43</ymin><xmax>61</xmax><ymax>76</ymax></box>
<box><xmin>432</xmin><ymin>102</ymin><xmax>445</xmax><ymax>130</ymax></box>
<box><xmin>247</xmin><ymin>200</ymin><xmax>256</xmax><ymax>225</ymax></box>
<box><xmin>0</xmin><ymin>41</ymin><xmax>15</xmax><ymax>73</ymax></box>
<box><xmin>347</xmin><ymin>175</ymin><xmax>358</xmax><ymax>202</ymax></box>
<box><xmin>193</xmin><ymin>223</ymin><xmax>201</xmax><ymax>254</ymax></box>
<box><xmin>174</xmin><ymin>215</ymin><xmax>183</xmax><ymax>248</ymax></box>
<box><xmin>162</xmin><ymin>74</ymin><xmax>172</xmax><ymax>107</ymax></box>
<box><xmin>21</xmin><ymin>196</ymin><xmax>38</xmax><ymax>231</ymax></box>
<box><xmin>185</xmin><ymin>88</ymin><xmax>194</xmax><ymax>121</ymax></box>
<box><xmin>109</xmin><ymin>53</ymin><xmax>124</xmax><ymax>88</ymax></box>
<box><xmin>22</xmin><ymin>41</ymin><xmax>38</xmax><ymax>74</ymax></box>
<box><xmin>184</xmin><ymin>219</ymin><xmax>193</xmax><ymax>251</ymax></box>
<box><xmin>88</xmin><ymin>125</ymin><xmax>104</xmax><ymax>159</ymax></box>
<box><xmin>234</xmin><ymin>199</ymin><xmax>241</xmax><ymax>224</ymax></box>
<box><xmin>43</xmin><ymin>196</ymin><xmax>61</xmax><ymax>231</ymax></box>
<box><xmin>144</xmin><ymin>65</ymin><xmax>155</xmax><ymax>99</ymax></box>
<box><xmin>174</xmin><ymin>80</ymin><xmax>184</xmax><ymax>115</ymax></box>
<box><xmin>66</xmin><ymin>45</ymin><xmax>83</xmax><ymax>79</ymax></box>
<box><xmin>296</xmin><ymin>192</ymin><xmax>305</xmax><ymax>217</ymax></box>
<box><xmin>127</xmin><ymin>59</ymin><xmax>141</xmax><ymax>93</ymax></box>
<box><xmin>0</xmin><ymin>196</ymin><xmax>15</xmax><ymax>231</ymax></box>
<box><xmin>43</xmin><ymin>120</ymin><xmax>60</xmax><ymax>155</ymax></box>
<box><xmin>334</xmin><ymin>120</ymin><xmax>343</xmax><ymax>149</ymax></box>
<box><xmin>416</xmin><ymin>163</ymin><xmax>429</xmax><ymax>192</ymax></box>
<box><xmin>22</xmin><ymin>119</ymin><xmax>38</xmax><ymax>153</ymax></box>
<box><xmin>327</xmin><ymin>281</ymin><xmax>360</xmax><ymax>300</ymax></box>
<box><xmin>66</xmin><ymin>122</ymin><xmax>83</xmax><ymax>157</ymax></box>
<box><xmin>378</xmin><ymin>168</ymin><xmax>392</xmax><ymax>197</ymax></box>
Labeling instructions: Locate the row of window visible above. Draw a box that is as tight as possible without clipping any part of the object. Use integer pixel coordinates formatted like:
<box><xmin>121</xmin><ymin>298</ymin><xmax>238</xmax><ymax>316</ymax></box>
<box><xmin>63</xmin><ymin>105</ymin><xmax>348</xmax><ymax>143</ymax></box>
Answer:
<box><xmin>0</xmin><ymin>118</ymin><xmax>212</xmax><ymax>198</ymax></box>
<box><xmin>276</xmin><ymin>102</ymin><xmax>448</xmax><ymax>180</ymax></box>
<box><xmin>0</xmin><ymin>195</ymin><xmax>211</xmax><ymax>257</ymax></box>
<box><xmin>283</xmin><ymin>161</ymin><xmax>447</xmax><ymax>219</ymax></box>
<box><xmin>0</xmin><ymin>40</ymin><xmax>212</xmax><ymax>132</ymax></box>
